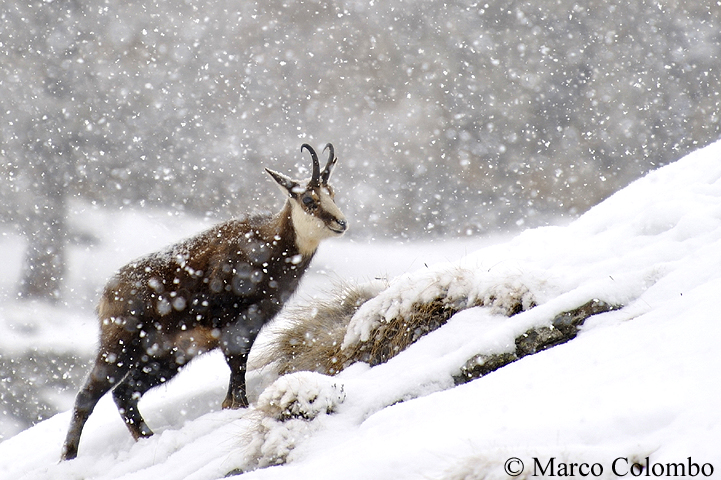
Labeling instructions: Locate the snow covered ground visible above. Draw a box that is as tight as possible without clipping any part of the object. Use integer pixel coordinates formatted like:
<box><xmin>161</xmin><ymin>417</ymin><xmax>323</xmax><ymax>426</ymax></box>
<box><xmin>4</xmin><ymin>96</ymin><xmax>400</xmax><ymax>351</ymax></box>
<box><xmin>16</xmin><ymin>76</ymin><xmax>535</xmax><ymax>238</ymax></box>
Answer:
<box><xmin>2</xmin><ymin>139</ymin><xmax>721</xmax><ymax>479</ymax></box>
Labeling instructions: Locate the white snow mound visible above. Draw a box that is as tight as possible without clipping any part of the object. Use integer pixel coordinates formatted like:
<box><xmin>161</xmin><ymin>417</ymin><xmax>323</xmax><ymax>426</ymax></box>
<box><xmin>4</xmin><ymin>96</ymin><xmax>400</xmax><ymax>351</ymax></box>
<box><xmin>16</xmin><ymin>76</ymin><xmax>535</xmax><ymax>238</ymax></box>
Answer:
<box><xmin>1</xmin><ymin>139</ymin><xmax>721</xmax><ymax>479</ymax></box>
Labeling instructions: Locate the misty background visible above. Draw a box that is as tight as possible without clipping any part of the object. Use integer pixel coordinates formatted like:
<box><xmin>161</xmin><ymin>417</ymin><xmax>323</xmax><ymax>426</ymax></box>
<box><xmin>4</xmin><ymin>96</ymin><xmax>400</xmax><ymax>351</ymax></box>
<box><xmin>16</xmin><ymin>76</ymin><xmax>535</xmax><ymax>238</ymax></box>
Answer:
<box><xmin>0</xmin><ymin>0</ymin><xmax>719</xmax><ymax>437</ymax></box>
<box><xmin>2</xmin><ymin>0</ymin><xmax>720</xmax><ymax>301</ymax></box>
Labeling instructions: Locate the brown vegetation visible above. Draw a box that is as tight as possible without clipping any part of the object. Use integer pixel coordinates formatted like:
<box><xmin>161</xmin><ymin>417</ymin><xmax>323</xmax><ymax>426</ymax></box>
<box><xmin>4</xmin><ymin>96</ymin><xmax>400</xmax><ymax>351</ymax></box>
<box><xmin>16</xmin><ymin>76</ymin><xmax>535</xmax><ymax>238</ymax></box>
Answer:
<box><xmin>265</xmin><ymin>279</ymin><xmax>620</xmax><ymax>386</ymax></box>
<box><xmin>264</xmin><ymin>278</ymin><xmax>539</xmax><ymax>376</ymax></box>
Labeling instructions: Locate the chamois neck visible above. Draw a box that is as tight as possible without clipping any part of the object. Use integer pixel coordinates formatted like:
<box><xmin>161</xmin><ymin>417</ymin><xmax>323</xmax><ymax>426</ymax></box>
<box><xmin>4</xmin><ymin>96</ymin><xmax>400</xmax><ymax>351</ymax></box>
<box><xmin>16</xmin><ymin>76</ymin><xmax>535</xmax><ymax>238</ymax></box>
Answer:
<box><xmin>276</xmin><ymin>201</ymin><xmax>320</xmax><ymax>258</ymax></box>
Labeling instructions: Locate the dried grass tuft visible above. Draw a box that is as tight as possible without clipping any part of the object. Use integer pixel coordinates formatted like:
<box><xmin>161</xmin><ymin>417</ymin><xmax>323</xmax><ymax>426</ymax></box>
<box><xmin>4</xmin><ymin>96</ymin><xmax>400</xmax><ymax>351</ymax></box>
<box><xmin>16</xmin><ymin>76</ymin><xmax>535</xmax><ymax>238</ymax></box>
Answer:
<box><xmin>262</xmin><ymin>281</ymin><xmax>384</xmax><ymax>375</ymax></box>
<box><xmin>343</xmin><ymin>296</ymin><xmax>468</xmax><ymax>367</ymax></box>
<box><xmin>263</xmin><ymin>276</ymin><xmax>537</xmax><ymax>376</ymax></box>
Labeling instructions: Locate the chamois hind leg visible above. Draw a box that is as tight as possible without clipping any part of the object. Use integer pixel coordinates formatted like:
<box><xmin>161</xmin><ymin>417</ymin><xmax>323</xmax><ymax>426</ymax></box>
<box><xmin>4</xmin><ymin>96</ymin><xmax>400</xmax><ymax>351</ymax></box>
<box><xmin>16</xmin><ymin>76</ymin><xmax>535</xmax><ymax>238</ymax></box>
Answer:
<box><xmin>62</xmin><ymin>354</ymin><xmax>131</xmax><ymax>460</ymax></box>
<box><xmin>112</xmin><ymin>357</ymin><xmax>181</xmax><ymax>440</ymax></box>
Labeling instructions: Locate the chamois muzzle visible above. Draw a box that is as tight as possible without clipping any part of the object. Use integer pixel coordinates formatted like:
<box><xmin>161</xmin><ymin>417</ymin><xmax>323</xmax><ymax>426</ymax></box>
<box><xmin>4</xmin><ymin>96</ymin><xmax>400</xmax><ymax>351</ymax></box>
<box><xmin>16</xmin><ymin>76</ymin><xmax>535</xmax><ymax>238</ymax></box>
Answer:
<box><xmin>330</xmin><ymin>218</ymin><xmax>348</xmax><ymax>234</ymax></box>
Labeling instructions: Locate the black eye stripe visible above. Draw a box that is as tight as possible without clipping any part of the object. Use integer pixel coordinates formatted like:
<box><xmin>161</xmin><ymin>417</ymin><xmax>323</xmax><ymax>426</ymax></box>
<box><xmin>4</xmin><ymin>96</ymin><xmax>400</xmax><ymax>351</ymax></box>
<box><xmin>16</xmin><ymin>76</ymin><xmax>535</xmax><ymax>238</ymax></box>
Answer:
<box><xmin>318</xmin><ymin>209</ymin><xmax>340</xmax><ymax>225</ymax></box>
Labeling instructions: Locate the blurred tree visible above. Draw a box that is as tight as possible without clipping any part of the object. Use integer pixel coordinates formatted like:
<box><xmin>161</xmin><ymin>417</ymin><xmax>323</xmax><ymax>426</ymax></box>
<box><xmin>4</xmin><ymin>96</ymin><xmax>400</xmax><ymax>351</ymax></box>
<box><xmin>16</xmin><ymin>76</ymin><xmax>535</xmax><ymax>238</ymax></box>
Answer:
<box><xmin>17</xmin><ymin>115</ymin><xmax>72</xmax><ymax>301</ymax></box>
<box><xmin>1</xmin><ymin>0</ymin><xmax>720</xmax><ymax>300</ymax></box>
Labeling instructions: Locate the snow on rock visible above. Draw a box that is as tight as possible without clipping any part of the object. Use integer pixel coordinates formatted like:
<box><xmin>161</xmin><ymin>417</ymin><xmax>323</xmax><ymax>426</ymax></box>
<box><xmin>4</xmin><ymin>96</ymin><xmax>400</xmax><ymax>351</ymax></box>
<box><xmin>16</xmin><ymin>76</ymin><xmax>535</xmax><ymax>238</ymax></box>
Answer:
<box><xmin>255</xmin><ymin>371</ymin><xmax>346</xmax><ymax>422</ymax></box>
<box><xmin>1</xmin><ymin>139</ymin><xmax>721</xmax><ymax>479</ymax></box>
<box><xmin>239</xmin><ymin>372</ymin><xmax>346</xmax><ymax>471</ymax></box>
<box><xmin>341</xmin><ymin>261</ymin><xmax>548</xmax><ymax>349</ymax></box>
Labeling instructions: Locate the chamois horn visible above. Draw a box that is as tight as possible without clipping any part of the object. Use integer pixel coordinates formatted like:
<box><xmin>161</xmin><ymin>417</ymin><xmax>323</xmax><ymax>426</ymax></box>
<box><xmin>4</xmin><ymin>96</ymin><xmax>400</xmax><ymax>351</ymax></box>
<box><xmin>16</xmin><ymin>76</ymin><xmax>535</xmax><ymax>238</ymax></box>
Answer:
<box><xmin>302</xmin><ymin>143</ymin><xmax>321</xmax><ymax>187</ymax></box>
<box><xmin>321</xmin><ymin>143</ymin><xmax>337</xmax><ymax>185</ymax></box>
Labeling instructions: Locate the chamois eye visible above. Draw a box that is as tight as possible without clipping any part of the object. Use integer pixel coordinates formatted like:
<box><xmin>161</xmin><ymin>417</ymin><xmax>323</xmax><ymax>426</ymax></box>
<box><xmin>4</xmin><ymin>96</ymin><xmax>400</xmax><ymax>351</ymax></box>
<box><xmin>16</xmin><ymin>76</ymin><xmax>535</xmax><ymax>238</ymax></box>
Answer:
<box><xmin>302</xmin><ymin>195</ymin><xmax>315</xmax><ymax>208</ymax></box>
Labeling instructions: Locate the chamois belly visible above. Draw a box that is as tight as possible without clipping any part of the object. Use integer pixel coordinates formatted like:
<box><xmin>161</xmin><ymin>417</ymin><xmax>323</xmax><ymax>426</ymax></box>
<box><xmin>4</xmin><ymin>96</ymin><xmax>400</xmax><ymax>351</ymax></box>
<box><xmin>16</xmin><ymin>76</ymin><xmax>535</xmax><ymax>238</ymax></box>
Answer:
<box><xmin>137</xmin><ymin>326</ymin><xmax>220</xmax><ymax>370</ymax></box>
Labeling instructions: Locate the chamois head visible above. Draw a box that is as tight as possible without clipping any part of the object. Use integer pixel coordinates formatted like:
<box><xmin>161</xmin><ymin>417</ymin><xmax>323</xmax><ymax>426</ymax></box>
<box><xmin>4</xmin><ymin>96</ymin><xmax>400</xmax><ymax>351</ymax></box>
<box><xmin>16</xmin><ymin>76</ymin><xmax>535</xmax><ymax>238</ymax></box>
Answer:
<box><xmin>266</xmin><ymin>143</ymin><xmax>347</xmax><ymax>255</ymax></box>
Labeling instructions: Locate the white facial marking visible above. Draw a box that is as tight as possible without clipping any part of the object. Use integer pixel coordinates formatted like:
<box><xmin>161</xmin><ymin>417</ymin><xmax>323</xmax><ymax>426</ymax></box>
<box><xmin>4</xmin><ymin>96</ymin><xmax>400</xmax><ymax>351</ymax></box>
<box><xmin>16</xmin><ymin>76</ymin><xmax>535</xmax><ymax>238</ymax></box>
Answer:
<box><xmin>291</xmin><ymin>188</ymin><xmax>346</xmax><ymax>256</ymax></box>
<box><xmin>319</xmin><ymin>190</ymin><xmax>345</xmax><ymax>224</ymax></box>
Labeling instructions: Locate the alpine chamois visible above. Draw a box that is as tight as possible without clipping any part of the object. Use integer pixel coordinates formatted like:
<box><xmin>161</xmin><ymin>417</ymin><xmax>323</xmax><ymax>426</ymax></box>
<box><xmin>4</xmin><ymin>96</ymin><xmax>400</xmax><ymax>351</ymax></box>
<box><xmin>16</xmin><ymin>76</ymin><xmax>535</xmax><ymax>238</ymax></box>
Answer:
<box><xmin>61</xmin><ymin>143</ymin><xmax>347</xmax><ymax>460</ymax></box>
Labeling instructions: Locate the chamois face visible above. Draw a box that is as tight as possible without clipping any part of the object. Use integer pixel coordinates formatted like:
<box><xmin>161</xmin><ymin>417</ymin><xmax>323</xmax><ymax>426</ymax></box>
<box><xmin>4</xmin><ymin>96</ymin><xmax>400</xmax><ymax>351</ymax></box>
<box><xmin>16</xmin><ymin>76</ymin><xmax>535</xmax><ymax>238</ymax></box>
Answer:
<box><xmin>266</xmin><ymin>143</ymin><xmax>347</xmax><ymax>255</ymax></box>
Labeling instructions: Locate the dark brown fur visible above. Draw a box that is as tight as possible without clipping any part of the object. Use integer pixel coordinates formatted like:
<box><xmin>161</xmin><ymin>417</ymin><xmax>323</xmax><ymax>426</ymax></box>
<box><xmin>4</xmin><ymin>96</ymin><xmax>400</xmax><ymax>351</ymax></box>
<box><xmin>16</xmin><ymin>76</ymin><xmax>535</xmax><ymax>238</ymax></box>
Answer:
<box><xmin>62</xmin><ymin>144</ymin><xmax>345</xmax><ymax>460</ymax></box>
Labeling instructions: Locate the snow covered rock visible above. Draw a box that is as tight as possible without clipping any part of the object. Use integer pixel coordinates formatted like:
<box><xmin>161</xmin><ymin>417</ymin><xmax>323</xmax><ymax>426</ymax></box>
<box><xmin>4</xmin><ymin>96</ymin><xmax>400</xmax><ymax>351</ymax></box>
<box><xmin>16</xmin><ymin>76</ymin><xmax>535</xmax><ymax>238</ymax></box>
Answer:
<box><xmin>342</xmin><ymin>262</ymin><xmax>548</xmax><ymax>349</ymax></box>
<box><xmin>262</xmin><ymin>263</ymin><xmax>550</xmax><ymax>378</ymax></box>
<box><xmin>255</xmin><ymin>371</ymin><xmax>346</xmax><ymax>421</ymax></box>
<box><xmin>238</xmin><ymin>372</ymin><xmax>345</xmax><ymax>472</ymax></box>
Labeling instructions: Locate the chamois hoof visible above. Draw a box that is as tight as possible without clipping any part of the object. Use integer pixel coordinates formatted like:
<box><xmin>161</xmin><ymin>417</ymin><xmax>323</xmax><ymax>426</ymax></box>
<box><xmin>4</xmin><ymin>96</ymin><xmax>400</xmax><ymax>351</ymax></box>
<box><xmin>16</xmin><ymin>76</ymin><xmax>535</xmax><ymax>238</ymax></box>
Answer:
<box><xmin>222</xmin><ymin>397</ymin><xmax>249</xmax><ymax>410</ymax></box>
<box><xmin>128</xmin><ymin>422</ymin><xmax>154</xmax><ymax>441</ymax></box>
<box><xmin>60</xmin><ymin>446</ymin><xmax>77</xmax><ymax>462</ymax></box>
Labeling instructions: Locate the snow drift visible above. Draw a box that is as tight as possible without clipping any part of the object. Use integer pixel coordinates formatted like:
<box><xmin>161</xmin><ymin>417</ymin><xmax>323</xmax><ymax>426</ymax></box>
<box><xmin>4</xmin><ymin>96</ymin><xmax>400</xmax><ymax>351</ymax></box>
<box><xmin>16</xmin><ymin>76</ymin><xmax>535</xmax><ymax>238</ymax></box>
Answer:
<box><xmin>2</xmin><ymin>139</ymin><xmax>721</xmax><ymax>479</ymax></box>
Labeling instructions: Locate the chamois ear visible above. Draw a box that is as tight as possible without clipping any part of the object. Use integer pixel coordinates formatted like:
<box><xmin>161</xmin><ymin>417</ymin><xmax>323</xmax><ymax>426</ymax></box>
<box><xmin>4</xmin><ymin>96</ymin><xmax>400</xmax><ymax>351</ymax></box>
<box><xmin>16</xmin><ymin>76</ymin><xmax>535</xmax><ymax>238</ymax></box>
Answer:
<box><xmin>266</xmin><ymin>168</ymin><xmax>302</xmax><ymax>197</ymax></box>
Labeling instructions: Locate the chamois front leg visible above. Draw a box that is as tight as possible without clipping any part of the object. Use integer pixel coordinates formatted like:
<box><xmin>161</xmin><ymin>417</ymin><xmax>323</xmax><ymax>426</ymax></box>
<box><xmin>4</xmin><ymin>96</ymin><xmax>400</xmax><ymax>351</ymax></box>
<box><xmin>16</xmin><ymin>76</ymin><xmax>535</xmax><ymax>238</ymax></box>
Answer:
<box><xmin>220</xmin><ymin>320</ymin><xmax>258</xmax><ymax>409</ymax></box>
<box><xmin>223</xmin><ymin>354</ymin><xmax>249</xmax><ymax>409</ymax></box>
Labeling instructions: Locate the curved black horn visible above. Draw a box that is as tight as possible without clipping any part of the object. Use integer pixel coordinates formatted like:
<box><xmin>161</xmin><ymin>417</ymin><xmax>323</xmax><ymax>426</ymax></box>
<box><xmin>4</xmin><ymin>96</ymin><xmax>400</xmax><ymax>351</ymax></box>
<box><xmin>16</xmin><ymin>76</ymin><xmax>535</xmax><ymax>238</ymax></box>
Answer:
<box><xmin>321</xmin><ymin>143</ymin><xmax>337</xmax><ymax>185</ymax></box>
<box><xmin>301</xmin><ymin>143</ymin><xmax>321</xmax><ymax>186</ymax></box>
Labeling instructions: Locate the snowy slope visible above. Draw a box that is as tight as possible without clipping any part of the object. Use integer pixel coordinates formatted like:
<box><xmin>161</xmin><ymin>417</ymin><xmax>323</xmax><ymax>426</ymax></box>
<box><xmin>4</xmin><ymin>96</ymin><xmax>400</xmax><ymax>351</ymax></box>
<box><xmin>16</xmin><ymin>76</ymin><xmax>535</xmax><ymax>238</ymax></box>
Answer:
<box><xmin>2</xmin><ymin>139</ymin><xmax>721</xmax><ymax>479</ymax></box>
